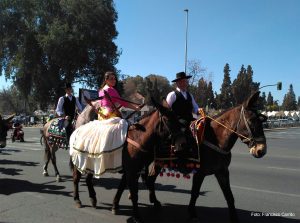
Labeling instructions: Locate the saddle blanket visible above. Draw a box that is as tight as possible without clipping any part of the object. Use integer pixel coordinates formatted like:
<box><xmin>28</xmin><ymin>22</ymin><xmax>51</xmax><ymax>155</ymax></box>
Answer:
<box><xmin>48</xmin><ymin>118</ymin><xmax>67</xmax><ymax>150</ymax></box>
<box><xmin>70</xmin><ymin>117</ymin><xmax>128</xmax><ymax>178</ymax></box>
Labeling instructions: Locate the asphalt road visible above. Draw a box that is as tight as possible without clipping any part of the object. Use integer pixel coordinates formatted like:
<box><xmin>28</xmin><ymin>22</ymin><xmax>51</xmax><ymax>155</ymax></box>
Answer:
<box><xmin>0</xmin><ymin>127</ymin><xmax>299</xmax><ymax>223</ymax></box>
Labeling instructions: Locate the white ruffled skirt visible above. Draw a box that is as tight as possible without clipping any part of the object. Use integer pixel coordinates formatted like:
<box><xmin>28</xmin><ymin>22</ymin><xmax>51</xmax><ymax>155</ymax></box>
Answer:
<box><xmin>69</xmin><ymin>117</ymin><xmax>128</xmax><ymax>178</ymax></box>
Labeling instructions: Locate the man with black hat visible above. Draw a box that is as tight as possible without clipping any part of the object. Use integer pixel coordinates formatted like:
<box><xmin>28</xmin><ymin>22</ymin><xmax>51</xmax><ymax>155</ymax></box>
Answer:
<box><xmin>55</xmin><ymin>83</ymin><xmax>82</xmax><ymax>147</ymax></box>
<box><xmin>166</xmin><ymin>71</ymin><xmax>199</xmax><ymax>124</ymax></box>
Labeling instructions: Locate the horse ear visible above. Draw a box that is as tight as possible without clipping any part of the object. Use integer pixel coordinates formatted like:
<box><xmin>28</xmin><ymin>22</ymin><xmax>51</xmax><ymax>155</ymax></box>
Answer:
<box><xmin>4</xmin><ymin>114</ymin><xmax>15</xmax><ymax>122</ymax></box>
<box><xmin>244</xmin><ymin>91</ymin><xmax>260</xmax><ymax>109</ymax></box>
<box><xmin>151</xmin><ymin>97</ymin><xmax>169</xmax><ymax>114</ymax></box>
<box><xmin>162</xmin><ymin>97</ymin><xmax>171</xmax><ymax>109</ymax></box>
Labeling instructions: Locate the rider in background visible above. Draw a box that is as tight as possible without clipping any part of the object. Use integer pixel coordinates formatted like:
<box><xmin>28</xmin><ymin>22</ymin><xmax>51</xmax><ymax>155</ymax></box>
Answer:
<box><xmin>166</xmin><ymin>71</ymin><xmax>199</xmax><ymax>124</ymax></box>
<box><xmin>98</xmin><ymin>71</ymin><xmax>141</xmax><ymax>120</ymax></box>
<box><xmin>55</xmin><ymin>82</ymin><xmax>83</xmax><ymax>145</ymax></box>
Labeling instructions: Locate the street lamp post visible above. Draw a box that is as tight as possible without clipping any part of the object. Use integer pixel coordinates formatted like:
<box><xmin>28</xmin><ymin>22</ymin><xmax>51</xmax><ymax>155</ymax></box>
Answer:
<box><xmin>184</xmin><ymin>9</ymin><xmax>189</xmax><ymax>74</ymax></box>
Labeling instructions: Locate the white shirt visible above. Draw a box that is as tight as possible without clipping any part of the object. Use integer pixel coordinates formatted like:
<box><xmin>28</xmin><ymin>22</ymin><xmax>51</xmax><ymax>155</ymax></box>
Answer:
<box><xmin>166</xmin><ymin>87</ymin><xmax>199</xmax><ymax>114</ymax></box>
<box><xmin>55</xmin><ymin>94</ymin><xmax>83</xmax><ymax>116</ymax></box>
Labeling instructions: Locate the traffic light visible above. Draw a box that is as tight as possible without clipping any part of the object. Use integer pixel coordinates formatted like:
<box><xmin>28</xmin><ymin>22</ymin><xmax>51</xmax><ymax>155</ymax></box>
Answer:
<box><xmin>277</xmin><ymin>82</ymin><xmax>282</xmax><ymax>90</ymax></box>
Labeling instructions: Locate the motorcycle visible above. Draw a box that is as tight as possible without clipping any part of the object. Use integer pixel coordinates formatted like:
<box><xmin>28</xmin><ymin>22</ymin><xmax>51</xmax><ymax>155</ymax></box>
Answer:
<box><xmin>11</xmin><ymin>123</ymin><xmax>25</xmax><ymax>142</ymax></box>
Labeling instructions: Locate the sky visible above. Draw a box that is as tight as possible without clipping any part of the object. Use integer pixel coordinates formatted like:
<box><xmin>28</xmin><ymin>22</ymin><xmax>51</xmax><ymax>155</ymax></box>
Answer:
<box><xmin>1</xmin><ymin>0</ymin><xmax>299</xmax><ymax>104</ymax></box>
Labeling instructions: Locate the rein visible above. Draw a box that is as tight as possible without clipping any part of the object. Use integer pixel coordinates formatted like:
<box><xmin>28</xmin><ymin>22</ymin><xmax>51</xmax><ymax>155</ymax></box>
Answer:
<box><xmin>200</xmin><ymin>106</ymin><xmax>256</xmax><ymax>154</ymax></box>
<box><xmin>126</xmin><ymin>110</ymin><xmax>176</xmax><ymax>153</ymax></box>
<box><xmin>201</xmin><ymin>107</ymin><xmax>252</xmax><ymax>142</ymax></box>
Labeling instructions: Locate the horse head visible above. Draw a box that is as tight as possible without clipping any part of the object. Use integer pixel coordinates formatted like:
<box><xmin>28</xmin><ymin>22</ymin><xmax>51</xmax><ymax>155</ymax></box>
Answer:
<box><xmin>0</xmin><ymin>114</ymin><xmax>14</xmax><ymax>148</ymax></box>
<box><xmin>151</xmin><ymin>97</ymin><xmax>188</xmax><ymax>155</ymax></box>
<box><xmin>238</xmin><ymin>91</ymin><xmax>267</xmax><ymax>158</ymax></box>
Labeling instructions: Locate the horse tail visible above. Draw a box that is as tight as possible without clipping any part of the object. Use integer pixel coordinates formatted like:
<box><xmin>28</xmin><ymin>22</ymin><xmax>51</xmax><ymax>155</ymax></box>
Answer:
<box><xmin>69</xmin><ymin>156</ymin><xmax>74</xmax><ymax>172</ymax></box>
<box><xmin>40</xmin><ymin>129</ymin><xmax>44</xmax><ymax>145</ymax></box>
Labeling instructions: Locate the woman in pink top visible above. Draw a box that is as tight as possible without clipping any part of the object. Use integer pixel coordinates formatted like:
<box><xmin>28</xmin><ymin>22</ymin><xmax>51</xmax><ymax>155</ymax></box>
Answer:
<box><xmin>98</xmin><ymin>71</ymin><xmax>140</xmax><ymax>120</ymax></box>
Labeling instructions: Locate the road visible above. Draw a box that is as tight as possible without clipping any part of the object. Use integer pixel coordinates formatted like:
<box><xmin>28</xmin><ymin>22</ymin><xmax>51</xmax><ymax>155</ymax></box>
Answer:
<box><xmin>0</xmin><ymin>127</ymin><xmax>299</xmax><ymax>223</ymax></box>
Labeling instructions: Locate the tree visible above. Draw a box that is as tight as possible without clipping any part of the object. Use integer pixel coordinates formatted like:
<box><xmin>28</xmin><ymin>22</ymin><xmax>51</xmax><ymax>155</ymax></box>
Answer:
<box><xmin>216</xmin><ymin>63</ymin><xmax>234</xmax><ymax>109</ymax></box>
<box><xmin>122</xmin><ymin>74</ymin><xmax>172</xmax><ymax>104</ymax></box>
<box><xmin>0</xmin><ymin>0</ymin><xmax>119</xmax><ymax>108</ymax></box>
<box><xmin>195</xmin><ymin>77</ymin><xmax>208</xmax><ymax>108</ymax></box>
<box><xmin>232</xmin><ymin>65</ymin><xmax>259</xmax><ymax>105</ymax></box>
<box><xmin>282</xmin><ymin>84</ymin><xmax>297</xmax><ymax>111</ymax></box>
<box><xmin>0</xmin><ymin>86</ymin><xmax>37</xmax><ymax>114</ymax></box>
<box><xmin>187</xmin><ymin>59</ymin><xmax>206</xmax><ymax>87</ymax></box>
<box><xmin>298</xmin><ymin>96</ymin><xmax>300</xmax><ymax>110</ymax></box>
<box><xmin>207</xmin><ymin>81</ymin><xmax>215</xmax><ymax>109</ymax></box>
<box><xmin>259</xmin><ymin>92</ymin><xmax>267</xmax><ymax>111</ymax></box>
<box><xmin>266</xmin><ymin>92</ymin><xmax>274</xmax><ymax>106</ymax></box>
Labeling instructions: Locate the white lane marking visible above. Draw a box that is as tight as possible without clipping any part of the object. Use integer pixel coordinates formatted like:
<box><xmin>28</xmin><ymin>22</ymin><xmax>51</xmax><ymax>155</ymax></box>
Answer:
<box><xmin>267</xmin><ymin>166</ymin><xmax>300</xmax><ymax>172</ymax></box>
<box><xmin>232</xmin><ymin>152</ymin><xmax>300</xmax><ymax>159</ymax></box>
<box><xmin>232</xmin><ymin>185</ymin><xmax>300</xmax><ymax>198</ymax></box>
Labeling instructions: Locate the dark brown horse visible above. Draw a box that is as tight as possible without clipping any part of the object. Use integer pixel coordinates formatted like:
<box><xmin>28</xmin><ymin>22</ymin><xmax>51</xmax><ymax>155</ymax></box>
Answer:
<box><xmin>70</xmin><ymin>99</ymin><xmax>188</xmax><ymax>222</ymax></box>
<box><xmin>187</xmin><ymin>91</ymin><xmax>267</xmax><ymax>223</ymax></box>
<box><xmin>0</xmin><ymin>114</ymin><xmax>14</xmax><ymax>150</ymax></box>
<box><xmin>112</xmin><ymin>91</ymin><xmax>267</xmax><ymax>223</ymax></box>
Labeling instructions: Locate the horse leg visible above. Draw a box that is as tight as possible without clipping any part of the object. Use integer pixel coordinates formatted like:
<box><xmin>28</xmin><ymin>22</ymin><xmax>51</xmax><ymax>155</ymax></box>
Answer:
<box><xmin>144</xmin><ymin>165</ymin><xmax>161</xmax><ymax>209</ymax></box>
<box><xmin>112</xmin><ymin>173</ymin><xmax>127</xmax><ymax>215</ymax></box>
<box><xmin>86</xmin><ymin>173</ymin><xmax>97</xmax><ymax>208</ymax></box>
<box><xmin>126</xmin><ymin>170</ymin><xmax>142</xmax><ymax>223</ymax></box>
<box><xmin>215</xmin><ymin>169</ymin><xmax>239</xmax><ymax>223</ymax></box>
<box><xmin>73</xmin><ymin>168</ymin><xmax>82</xmax><ymax>208</ymax></box>
<box><xmin>43</xmin><ymin>143</ymin><xmax>50</xmax><ymax>176</ymax></box>
<box><xmin>50</xmin><ymin>149</ymin><xmax>61</xmax><ymax>182</ymax></box>
<box><xmin>188</xmin><ymin>171</ymin><xmax>205</xmax><ymax>221</ymax></box>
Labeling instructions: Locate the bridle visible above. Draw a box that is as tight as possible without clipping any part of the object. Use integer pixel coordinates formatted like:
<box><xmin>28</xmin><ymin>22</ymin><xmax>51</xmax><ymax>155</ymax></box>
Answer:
<box><xmin>236</xmin><ymin>106</ymin><xmax>266</xmax><ymax>148</ymax></box>
<box><xmin>203</xmin><ymin>106</ymin><xmax>265</xmax><ymax>154</ymax></box>
<box><xmin>126</xmin><ymin>110</ymin><xmax>184</xmax><ymax>153</ymax></box>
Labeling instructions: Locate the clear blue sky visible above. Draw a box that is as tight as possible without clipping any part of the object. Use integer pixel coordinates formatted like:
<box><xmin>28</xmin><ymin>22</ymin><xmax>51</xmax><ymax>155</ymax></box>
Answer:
<box><xmin>114</xmin><ymin>0</ymin><xmax>300</xmax><ymax>103</ymax></box>
<box><xmin>1</xmin><ymin>0</ymin><xmax>299</xmax><ymax>104</ymax></box>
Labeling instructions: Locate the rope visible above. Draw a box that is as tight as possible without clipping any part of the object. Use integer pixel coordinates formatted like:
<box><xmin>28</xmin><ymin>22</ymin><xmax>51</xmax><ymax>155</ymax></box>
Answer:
<box><xmin>198</xmin><ymin>108</ymin><xmax>252</xmax><ymax>142</ymax></box>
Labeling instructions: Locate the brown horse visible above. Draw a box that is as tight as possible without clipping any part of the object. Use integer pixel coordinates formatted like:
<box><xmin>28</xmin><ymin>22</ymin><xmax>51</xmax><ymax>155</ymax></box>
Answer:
<box><xmin>70</xmin><ymin>99</ymin><xmax>188</xmax><ymax>222</ymax></box>
<box><xmin>112</xmin><ymin>91</ymin><xmax>267</xmax><ymax>223</ymax></box>
<box><xmin>187</xmin><ymin>91</ymin><xmax>267</xmax><ymax>223</ymax></box>
<box><xmin>0</xmin><ymin>114</ymin><xmax>14</xmax><ymax>150</ymax></box>
<box><xmin>41</xmin><ymin>109</ymin><xmax>90</xmax><ymax>182</ymax></box>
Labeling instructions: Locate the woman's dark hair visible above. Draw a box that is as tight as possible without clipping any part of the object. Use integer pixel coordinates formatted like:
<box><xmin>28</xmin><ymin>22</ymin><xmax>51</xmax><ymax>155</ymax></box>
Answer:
<box><xmin>100</xmin><ymin>71</ymin><xmax>118</xmax><ymax>89</ymax></box>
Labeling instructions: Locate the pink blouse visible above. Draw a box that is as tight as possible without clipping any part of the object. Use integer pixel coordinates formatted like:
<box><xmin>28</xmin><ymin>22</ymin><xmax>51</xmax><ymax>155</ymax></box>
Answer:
<box><xmin>98</xmin><ymin>85</ymin><xmax>127</xmax><ymax>111</ymax></box>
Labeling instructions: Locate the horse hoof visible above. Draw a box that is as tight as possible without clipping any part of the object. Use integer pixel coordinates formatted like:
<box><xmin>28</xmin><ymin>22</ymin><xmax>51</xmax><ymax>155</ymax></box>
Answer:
<box><xmin>188</xmin><ymin>217</ymin><xmax>200</xmax><ymax>223</ymax></box>
<box><xmin>153</xmin><ymin>201</ymin><xmax>162</xmax><ymax>209</ymax></box>
<box><xmin>90</xmin><ymin>198</ymin><xmax>97</xmax><ymax>208</ymax></box>
<box><xmin>112</xmin><ymin>203</ymin><xmax>119</xmax><ymax>215</ymax></box>
<box><xmin>131</xmin><ymin>216</ymin><xmax>143</xmax><ymax>223</ymax></box>
<box><xmin>56</xmin><ymin>175</ymin><xmax>61</xmax><ymax>182</ymax></box>
<box><xmin>112</xmin><ymin>208</ymin><xmax>118</xmax><ymax>215</ymax></box>
<box><xmin>43</xmin><ymin>171</ymin><xmax>49</xmax><ymax>176</ymax></box>
<box><xmin>75</xmin><ymin>200</ymin><xmax>82</xmax><ymax>208</ymax></box>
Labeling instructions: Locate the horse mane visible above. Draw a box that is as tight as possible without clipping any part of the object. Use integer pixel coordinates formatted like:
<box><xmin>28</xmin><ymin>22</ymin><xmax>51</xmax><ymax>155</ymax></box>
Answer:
<box><xmin>212</xmin><ymin>106</ymin><xmax>241</xmax><ymax>119</ymax></box>
<box><xmin>134</xmin><ymin>108</ymin><xmax>156</xmax><ymax>122</ymax></box>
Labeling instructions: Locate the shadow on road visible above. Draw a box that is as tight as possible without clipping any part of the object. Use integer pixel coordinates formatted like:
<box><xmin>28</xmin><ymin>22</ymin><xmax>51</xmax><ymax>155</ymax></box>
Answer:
<box><xmin>0</xmin><ymin>167</ymin><xmax>23</xmax><ymax>176</ymax></box>
<box><xmin>0</xmin><ymin>159</ymin><xmax>39</xmax><ymax>166</ymax></box>
<box><xmin>97</xmin><ymin>203</ymin><xmax>299</xmax><ymax>223</ymax></box>
<box><xmin>0</xmin><ymin>178</ymin><xmax>70</xmax><ymax>197</ymax></box>
<box><xmin>0</xmin><ymin>159</ymin><xmax>39</xmax><ymax>176</ymax></box>
<box><xmin>0</xmin><ymin>148</ymin><xmax>22</xmax><ymax>155</ymax></box>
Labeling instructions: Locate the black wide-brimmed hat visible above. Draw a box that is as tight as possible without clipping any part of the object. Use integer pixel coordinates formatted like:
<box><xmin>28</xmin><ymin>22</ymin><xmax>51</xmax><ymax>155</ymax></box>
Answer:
<box><xmin>63</xmin><ymin>82</ymin><xmax>72</xmax><ymax>89</ymax></box>
<box><xmin>171</xmin><ymin>72</ymin><xmax>192</xmax><ymax>82</ymax></box>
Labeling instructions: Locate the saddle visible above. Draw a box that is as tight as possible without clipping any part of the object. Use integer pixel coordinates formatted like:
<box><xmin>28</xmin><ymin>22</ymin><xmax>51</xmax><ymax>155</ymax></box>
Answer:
<box><xmin>190</xmin><ymin>117</ymin><xmax>206</xmax><ymax>145</ymax></box>
<box><xmin>47</xmin><ymin>118</ymin><xmax>68</xmax><ymax>149</ymax></box>
<box><xmin>154</xmin><ymin>117</ymin><xmax>206</xmax><ymax>176</ymax></box>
